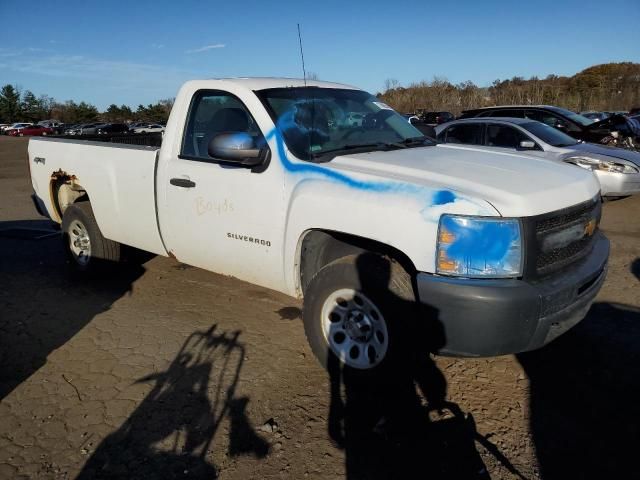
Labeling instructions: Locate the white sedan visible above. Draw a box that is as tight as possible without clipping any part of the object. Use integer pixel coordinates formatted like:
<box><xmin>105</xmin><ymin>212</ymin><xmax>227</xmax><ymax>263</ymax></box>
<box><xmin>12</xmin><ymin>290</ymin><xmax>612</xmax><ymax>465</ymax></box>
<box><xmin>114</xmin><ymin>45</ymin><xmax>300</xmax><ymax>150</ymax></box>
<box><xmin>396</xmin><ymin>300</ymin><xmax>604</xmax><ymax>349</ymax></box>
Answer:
<box><xmin>133</xmin><ymin>124</ymin><xmax>165</xmax><ymax>134</ymax></box>
<box><xmin>435</xmin><ymin>117</ymin><xmax>640</xmax><ymax>197</ymax></box>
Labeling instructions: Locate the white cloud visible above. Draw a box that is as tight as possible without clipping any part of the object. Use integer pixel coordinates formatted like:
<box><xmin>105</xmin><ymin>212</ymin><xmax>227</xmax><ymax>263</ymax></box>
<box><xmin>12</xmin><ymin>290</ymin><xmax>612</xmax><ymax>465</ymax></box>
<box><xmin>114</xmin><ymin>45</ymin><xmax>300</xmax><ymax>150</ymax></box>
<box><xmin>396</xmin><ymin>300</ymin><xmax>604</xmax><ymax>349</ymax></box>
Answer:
<box><xmin>151</xmin><ymin>43</ymin><xmax>164</xmax><ymax>49</ymax></box>
<box><xmin>185</xmin><ymin>44</ymin><xmax>225</xmax><ymax>54</ymax></box>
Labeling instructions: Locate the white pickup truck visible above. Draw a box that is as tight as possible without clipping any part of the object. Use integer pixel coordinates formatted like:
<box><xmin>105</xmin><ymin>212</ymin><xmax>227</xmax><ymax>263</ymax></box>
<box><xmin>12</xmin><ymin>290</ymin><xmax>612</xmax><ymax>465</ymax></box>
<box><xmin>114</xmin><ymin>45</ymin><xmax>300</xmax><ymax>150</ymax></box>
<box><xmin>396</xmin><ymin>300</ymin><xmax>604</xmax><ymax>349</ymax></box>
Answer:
<box><xmin>28</xmin><ymin>78</ymin><xmax>609</xmax><ymax>373</ymax></box>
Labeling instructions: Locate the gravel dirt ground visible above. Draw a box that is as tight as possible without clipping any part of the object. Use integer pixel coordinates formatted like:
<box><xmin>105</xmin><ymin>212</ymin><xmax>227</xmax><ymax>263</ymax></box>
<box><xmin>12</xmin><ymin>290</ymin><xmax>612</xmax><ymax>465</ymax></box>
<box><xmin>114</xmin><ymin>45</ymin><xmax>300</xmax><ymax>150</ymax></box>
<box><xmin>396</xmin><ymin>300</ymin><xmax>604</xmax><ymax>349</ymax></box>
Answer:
<box><xmin>0</xmin><ymin>136</ymin><xmax>638</xmax><ymax>479</ymax></box>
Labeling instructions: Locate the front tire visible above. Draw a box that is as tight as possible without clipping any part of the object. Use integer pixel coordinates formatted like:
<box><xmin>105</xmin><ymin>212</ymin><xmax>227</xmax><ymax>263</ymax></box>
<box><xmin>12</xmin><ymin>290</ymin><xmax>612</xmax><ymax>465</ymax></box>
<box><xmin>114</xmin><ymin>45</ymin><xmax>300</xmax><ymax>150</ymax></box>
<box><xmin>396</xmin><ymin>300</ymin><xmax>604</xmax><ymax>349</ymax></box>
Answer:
<box><xmin>303</xmin><ymin>253</ymin><xmax>415</xmax><ymax>374</ymax></box>
<box><xmin>62</xmin><ymin>202</ymin><xmax>121</xmax><ymax>273</ymax></box>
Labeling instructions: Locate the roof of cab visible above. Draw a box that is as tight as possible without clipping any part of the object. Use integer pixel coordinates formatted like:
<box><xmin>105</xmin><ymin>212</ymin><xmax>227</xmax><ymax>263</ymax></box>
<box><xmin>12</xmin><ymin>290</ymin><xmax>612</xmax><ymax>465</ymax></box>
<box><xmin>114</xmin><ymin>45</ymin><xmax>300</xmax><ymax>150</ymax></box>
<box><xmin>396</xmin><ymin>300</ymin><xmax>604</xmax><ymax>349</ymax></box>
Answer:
<box><xmin>195</xmin><ymin>77</ymin><xmax>360</xmax><ymax>91</ymax></box>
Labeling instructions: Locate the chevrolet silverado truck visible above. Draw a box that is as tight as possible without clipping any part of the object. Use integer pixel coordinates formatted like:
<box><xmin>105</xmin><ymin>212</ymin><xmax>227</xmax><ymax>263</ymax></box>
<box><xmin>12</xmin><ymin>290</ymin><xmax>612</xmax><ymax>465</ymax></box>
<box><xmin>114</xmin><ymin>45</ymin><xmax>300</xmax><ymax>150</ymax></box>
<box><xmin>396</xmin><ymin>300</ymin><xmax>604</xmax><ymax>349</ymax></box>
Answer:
<box><xmin>28</xmin><ymin>78</ymin><xmax>609</xmax><ymax>373</ymax></box>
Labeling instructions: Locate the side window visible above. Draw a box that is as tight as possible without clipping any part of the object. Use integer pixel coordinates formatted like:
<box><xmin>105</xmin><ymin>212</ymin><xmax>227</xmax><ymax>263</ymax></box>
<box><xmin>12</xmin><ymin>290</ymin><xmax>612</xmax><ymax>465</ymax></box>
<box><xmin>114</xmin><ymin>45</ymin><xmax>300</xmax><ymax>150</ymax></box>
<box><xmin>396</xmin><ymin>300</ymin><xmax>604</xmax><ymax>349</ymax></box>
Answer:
<box><xmin>444</xmin><ymin>123</ymin><xmax>483</xmax><ymax>145</ymax></box>
<box><xmin>486</xmin><ymin>124</ymin><xmax>530</xmax><ymax>148</ymax></box>
<box><xmin>524</xmin><ymin>109</ymin><xmax>578</xmax><ymax>132</ymax></box>
<box><xmin>181</xmin><ymin>90</ymin><xmax>264</xmax><ymax>160</ymax></box>
<box><xmin>525</xmin><ymin>110</ymin><xmax>557</xmax><ymax>126</ymax></box>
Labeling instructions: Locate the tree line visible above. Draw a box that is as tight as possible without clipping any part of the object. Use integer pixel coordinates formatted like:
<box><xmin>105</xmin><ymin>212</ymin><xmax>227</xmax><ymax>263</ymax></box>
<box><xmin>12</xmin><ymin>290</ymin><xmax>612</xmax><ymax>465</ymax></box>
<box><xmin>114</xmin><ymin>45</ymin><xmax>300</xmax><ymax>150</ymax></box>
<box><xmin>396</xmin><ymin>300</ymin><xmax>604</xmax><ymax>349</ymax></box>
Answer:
<box><xmin>378</xmin><ymin>62</ymin><xmax>640</xmax><ymax>115</ymax></box>
<box><xmin>0</xmin><ymin>84</ymin><xmax>174</xmax><ymax>125</ymax></box>
<box><xmin>2</xmin><ymin>62</ymin><xmax>638</xmax><ymax>125</ymax></box>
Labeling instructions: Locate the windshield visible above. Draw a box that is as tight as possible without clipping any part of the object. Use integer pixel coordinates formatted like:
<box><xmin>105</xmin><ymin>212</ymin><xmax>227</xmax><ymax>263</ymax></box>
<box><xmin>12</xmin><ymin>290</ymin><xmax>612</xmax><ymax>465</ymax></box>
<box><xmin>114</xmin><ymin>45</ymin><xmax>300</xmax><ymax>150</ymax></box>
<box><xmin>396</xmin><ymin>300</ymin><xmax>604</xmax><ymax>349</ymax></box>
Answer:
<box><xmin>256</xmin><ymin>87</ymin><xmax>432</xmax><ymax>160</ymax></box>
<box><xmin>550</xmin><ymin>107</ymin><xmax>594</xmax><ymax>127</ymax></box>
<box><xmin>521</xmin><ymin>121</ymin><xmax>578</xmax><ymax>147</ymax></box>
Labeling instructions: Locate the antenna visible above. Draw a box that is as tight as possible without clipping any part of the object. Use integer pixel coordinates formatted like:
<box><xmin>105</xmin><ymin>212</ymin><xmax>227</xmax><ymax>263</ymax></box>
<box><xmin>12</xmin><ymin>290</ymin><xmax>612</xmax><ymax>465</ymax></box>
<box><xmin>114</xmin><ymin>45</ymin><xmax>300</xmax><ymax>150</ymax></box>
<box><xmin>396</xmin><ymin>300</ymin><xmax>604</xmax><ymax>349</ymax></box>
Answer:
<box><xmin>297</xmin><ymin>23</ymin><xmax>307</xmax><ymax>86</ymax></box>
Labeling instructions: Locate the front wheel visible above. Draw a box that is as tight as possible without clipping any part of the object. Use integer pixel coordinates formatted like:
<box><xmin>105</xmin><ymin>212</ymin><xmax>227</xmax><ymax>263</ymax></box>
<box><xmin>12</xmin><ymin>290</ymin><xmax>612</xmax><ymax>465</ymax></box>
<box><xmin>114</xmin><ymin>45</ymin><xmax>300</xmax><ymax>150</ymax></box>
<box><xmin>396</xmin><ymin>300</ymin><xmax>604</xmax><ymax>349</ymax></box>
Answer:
<box><xmin>62</xmin><ymin>202</ymin><xmax>121</xmax><ymax>273</ymax></box>
<box><xmin>303</xmin><ymin>253</ymin><xmax>415</xmax><ymax>374</ymax></box>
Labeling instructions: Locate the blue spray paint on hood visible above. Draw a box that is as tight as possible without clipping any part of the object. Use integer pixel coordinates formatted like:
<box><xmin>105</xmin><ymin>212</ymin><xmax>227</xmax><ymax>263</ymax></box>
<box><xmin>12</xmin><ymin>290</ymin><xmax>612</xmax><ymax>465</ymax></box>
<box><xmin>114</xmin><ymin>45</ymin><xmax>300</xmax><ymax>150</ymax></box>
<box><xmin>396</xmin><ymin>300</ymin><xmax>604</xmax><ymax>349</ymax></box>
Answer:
<box><xmin>262</xmin><ymin>105</ymin><xmax>459</xmax><ymax>208</ymax></box>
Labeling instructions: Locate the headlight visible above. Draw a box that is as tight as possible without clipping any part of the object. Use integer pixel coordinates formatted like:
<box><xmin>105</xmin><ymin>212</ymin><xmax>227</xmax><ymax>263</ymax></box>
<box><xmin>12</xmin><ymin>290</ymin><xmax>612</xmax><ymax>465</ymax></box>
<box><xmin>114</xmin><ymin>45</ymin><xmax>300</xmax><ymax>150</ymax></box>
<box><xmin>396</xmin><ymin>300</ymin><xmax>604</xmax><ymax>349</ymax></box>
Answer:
<box><xmin>436</xmin><ymin>215</ymin><xmax>522</xmax><ymax>278</ymax></box>
<box><xmin>567</xmin><ymin>156</ymin><xmax>638</xmax><ymax>174</ymax></box>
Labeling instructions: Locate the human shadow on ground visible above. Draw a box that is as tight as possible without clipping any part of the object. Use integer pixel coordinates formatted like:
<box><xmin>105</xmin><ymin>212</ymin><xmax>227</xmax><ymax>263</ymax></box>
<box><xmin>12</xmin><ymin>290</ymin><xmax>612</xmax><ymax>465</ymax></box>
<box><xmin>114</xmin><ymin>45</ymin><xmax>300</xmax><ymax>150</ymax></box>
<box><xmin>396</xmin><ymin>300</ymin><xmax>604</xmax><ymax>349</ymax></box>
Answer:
<box><xmin>76</xmin><ymin>324</ymin><xmax>269</xmax><ymax>479</ymax></box>
<box><xmin>518</xmin><ymin>300</ymin><xmax>640</xmax><ymax>479</ymax></box>
<box><xmin>324</xmin><ymin>253</ymin><xmax>523</xmax><ymax>479</ymax></box>
<box><xmin>631</xmin><ymin>257</ymin><xmax>640</xmax><ymax>279</ymax></box>
<box><xmin>0</xmin><ymin>219</ymin><xmax>146</xmax><ymax>401</ymax></box>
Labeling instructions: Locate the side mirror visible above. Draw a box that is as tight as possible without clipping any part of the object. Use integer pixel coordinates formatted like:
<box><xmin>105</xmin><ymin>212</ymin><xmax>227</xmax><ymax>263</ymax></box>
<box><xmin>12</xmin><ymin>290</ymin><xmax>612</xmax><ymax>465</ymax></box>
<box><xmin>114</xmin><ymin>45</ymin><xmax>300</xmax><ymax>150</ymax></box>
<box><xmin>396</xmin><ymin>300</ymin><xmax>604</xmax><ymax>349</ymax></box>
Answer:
<box><xmin>519</xmin><ymin>140</ymin><xmax>536</xmax><ymax>149</ymax></box>
<box><xmin>208</xmin><ymin>132</ymin><xmax>265</xmax><ymax>166</ymax></box>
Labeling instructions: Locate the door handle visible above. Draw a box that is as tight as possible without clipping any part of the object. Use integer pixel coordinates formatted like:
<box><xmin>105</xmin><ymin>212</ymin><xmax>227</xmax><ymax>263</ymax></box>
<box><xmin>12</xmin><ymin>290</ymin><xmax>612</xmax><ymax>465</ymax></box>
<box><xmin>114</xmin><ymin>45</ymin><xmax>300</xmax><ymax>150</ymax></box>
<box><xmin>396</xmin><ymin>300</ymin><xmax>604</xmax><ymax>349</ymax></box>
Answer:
<box><xmin>170</xmin><ymin>178</ymin><xmax>196</xmax><ymax>188</ymax></box>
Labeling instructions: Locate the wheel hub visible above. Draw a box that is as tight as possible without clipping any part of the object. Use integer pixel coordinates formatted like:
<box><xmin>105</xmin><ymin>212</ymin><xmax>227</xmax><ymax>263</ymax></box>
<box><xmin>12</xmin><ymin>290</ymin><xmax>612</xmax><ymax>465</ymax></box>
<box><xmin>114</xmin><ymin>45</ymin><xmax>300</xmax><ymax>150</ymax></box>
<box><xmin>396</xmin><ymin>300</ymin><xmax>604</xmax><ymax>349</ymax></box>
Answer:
<box><xmin>320</xmin><ymin>288</ymin><xmax>389</xmax><ymax>370</ymax></box>
<box><xmin>344</xmin><ymin>309</ymin><xmax>373</xmax><ymax>342</ymax></box>
<box><xmin>68</xmin><ymin>220</ymin><xmax>91</xmax><ymax>265</ymax></box>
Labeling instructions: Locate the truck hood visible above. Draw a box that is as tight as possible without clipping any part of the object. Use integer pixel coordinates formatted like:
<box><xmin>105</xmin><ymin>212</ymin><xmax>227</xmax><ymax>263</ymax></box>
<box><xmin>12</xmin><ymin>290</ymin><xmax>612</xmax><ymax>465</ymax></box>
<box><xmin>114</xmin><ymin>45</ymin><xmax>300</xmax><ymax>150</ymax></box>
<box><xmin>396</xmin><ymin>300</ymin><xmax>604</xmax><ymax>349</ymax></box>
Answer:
<box><xmin>569</xmin><ymin>142</ymin><xmax>640</xmax><ymax>166</ymax></box>
<box><xmin>330</xmin><ymin>144</ymin><xmax>600</xmax><ymax>217</ymax></box>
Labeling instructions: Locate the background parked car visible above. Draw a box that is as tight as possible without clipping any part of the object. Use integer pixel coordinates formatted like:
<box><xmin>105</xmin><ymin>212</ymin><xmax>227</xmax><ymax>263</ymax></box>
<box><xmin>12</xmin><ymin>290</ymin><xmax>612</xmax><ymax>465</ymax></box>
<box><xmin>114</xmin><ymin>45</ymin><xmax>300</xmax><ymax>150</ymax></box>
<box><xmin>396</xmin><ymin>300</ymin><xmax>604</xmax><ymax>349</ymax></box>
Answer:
<box><xmin>79</xmin><ymin>123</ymin><xmax>105</xmax><ymax>135</ymax></box>
<box><xmin>127</xmin><ymin>122</ymin><xmax>149</xmax><ymax>131</ymax></box>
<box><xmin>133</xmin><ymin>124</ymin><xmax>165</xmax><ymax>134</ymax></box>
<box><xmin>420</xmin><ymin>111</ymin><xmax>455</xmax><ymax>126</ymax></box>
<box><xmin>64</xmin><ymin>124</ymin><xmax>82</xmax><ymax>135</ymax></box>
<box><xmin>580</xmin><ymin>111</ymin><xmax>610</xmax><ymax>122</ymax></box>
<box><xmin>458</xmin><ymin>105</ymin><xmax>640</xmax><ymax>149</ymax></box>
<box><xmin>37</xmin><ymin>120</ymin><xmax>65</xmax><ymax>134</ymax></box>
<box><xmin>3</xmin><ymin>123</ymin><xmax>33</xmax><ymax>135</ymax></box>
<box><xmin>8</xmin><ymin>124</ymin><xmax>54</xmax><ymax>137</ymax></box>
<box><xmin>96</xmin><ymin>123</ymin><xmax>130</xmax><ymax>135</ymax></box>
<box><xmin>435</xmin><ymin>117</ymin><xmax>640</xmax><ymax>197</ymax></box>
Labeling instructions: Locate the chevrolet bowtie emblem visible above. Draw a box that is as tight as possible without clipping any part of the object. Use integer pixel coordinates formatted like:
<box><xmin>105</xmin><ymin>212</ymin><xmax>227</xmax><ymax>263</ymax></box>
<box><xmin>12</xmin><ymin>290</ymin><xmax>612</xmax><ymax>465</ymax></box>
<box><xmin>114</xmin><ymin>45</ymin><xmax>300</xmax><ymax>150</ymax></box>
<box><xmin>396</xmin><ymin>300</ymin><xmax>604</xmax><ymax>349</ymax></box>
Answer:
<box><xmin>584</xmin><ymin>218</ymin><xmax>597</xmax><ymax>237</ymax></box>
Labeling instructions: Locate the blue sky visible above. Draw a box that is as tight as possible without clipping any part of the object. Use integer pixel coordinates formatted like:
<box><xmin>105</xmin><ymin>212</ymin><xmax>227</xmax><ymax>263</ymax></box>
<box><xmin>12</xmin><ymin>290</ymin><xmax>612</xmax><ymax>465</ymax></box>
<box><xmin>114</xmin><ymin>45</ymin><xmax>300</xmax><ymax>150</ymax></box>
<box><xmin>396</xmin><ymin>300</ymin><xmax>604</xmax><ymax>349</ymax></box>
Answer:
<box><xmin>1</xmin><ymin>0</ymin><xmax>638</xmax><ymax>110</ymax></box>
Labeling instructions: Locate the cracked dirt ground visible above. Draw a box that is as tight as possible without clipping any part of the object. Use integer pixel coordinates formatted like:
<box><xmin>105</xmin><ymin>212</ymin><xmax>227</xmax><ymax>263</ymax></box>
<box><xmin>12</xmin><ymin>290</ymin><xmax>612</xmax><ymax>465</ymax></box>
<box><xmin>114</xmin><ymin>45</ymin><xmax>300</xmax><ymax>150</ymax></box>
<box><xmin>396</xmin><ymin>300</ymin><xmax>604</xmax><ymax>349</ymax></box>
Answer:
<box><xmin>1</xmin><ymin>136</ymin><xmax>639</xmax><ymax>479</ymax></box>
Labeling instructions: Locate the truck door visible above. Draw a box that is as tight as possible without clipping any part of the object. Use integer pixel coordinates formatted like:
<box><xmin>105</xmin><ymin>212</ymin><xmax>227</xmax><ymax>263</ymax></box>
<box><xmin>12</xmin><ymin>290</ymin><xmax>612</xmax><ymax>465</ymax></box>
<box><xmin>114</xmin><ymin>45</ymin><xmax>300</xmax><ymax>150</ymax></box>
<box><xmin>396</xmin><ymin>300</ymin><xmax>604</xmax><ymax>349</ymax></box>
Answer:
<box><xmin>158</xmin><ymin>89</ymin><xmax>285</xmax><ymax>291</ymax></box>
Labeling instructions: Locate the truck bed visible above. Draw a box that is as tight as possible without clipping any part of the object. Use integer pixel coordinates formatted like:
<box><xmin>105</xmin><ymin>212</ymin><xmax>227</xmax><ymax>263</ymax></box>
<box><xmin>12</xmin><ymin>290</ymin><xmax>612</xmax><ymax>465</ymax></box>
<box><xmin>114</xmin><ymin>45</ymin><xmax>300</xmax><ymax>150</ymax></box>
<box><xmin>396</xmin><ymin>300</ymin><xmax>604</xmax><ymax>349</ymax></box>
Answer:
<box><xmin>28</xmin><ymin>137</ymin><xmax>167</xmax><ymax>256</ymax></box>
<box><xmin>57</xmin><ymin>132</ymin><xmax>163</xmax><ymax>147</ymax></box>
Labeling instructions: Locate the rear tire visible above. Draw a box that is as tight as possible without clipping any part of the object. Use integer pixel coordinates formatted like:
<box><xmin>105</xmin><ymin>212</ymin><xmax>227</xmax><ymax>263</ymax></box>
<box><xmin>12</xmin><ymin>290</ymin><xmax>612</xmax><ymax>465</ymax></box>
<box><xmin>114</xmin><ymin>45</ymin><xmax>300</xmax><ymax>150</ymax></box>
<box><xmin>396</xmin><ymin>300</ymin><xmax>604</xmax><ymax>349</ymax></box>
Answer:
<box><xmin>62</xmin><ymin>202</ymin><xmax>121</xmax><ymax>274</ymax></box>
<box><xmin>303</xmin><ymin>253</ymin><xmax>415</xmax><ymax>376</ymax></box>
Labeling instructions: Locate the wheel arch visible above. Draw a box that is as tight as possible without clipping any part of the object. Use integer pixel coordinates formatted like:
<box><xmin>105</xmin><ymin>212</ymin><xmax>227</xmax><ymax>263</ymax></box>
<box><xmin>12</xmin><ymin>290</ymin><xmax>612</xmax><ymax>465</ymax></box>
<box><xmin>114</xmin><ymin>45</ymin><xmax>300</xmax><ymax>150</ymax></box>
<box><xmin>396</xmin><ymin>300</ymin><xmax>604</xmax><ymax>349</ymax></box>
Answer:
<box><xmin>296</xmin><ymin>229</ymin><xmax>417</xmax><ymax>297</ymax></box>
<box><xmin>49</xmin><ymin>171</ymin><xmax>89</xmax><ymax>222</ymax></box>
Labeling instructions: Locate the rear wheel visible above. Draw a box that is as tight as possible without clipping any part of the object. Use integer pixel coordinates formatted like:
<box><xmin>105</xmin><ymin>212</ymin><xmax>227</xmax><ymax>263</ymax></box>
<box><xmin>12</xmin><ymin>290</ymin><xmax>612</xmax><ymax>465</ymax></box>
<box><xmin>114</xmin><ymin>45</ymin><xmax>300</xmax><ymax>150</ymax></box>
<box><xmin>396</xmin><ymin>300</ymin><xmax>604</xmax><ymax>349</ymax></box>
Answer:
<box><xmin>303</xmin><ymin>253</ymin><xmax>415</xmax><ymax>375</ymax></box>
<box><xmin>62</xmin><ymin>202</ymin><xmax>121</xmax><ymax>273</ymax></box>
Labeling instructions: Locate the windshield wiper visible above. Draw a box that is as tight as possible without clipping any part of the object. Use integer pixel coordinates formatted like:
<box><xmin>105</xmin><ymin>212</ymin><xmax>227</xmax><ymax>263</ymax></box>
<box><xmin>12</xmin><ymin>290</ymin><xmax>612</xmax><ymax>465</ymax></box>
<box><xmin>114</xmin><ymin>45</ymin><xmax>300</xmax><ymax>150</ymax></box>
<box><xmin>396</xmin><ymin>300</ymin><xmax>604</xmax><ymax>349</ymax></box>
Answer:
<box><xmin>311</xmin><ymin>138</ymin><xmax>432</xmax><ymax>159</ymax></box>
<box><xmin>400</xmin><ymin>136</ymin><xmax>434</xmax><ymax>146</ymax></box>
<box><xmin>311</xmin><ymin>142</ymin><xmax>403</xmax><ymax>158</ymax></box>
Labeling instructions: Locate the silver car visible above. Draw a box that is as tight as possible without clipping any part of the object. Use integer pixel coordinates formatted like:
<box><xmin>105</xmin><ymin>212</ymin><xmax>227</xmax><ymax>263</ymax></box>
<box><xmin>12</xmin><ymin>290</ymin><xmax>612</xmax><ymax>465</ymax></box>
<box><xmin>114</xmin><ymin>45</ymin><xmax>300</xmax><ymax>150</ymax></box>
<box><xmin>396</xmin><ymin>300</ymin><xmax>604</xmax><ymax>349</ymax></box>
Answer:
<box><xmin>435</xmin><ymin>117</ymin><xmax>640</xmax><ymax>197</ymax></box>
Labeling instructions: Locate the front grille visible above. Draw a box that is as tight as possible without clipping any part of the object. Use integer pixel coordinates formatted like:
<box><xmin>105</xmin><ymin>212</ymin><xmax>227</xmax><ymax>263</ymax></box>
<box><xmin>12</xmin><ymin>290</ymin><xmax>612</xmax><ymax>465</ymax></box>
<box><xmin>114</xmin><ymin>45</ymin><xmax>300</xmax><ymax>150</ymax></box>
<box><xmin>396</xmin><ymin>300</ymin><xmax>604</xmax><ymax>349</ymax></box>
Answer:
<box><xmin>536</xmin><ymin>235</ymin><xmax>593</xmax><ymax>271</ymax></box>
<box><xmin>535</xmin><ymin>200</ymin><xmax>598</xmax><ymax>233</ymax></box>
<box><xmin>522</xmin><ymin>196</ymin><xmax>601</xmax><ymax>279</ymax></box>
